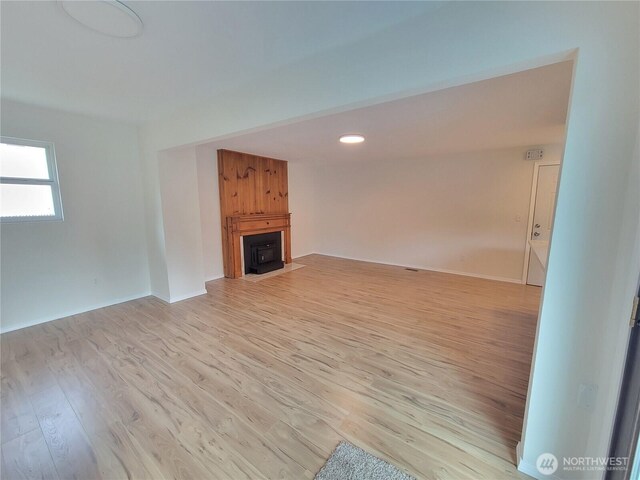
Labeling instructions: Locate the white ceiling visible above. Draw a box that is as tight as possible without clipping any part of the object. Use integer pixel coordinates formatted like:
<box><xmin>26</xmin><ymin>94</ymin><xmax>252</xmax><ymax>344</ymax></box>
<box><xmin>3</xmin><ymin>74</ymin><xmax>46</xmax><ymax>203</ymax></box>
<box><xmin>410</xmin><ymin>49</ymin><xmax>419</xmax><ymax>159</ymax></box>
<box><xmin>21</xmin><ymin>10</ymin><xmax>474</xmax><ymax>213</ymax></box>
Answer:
<box><xmin>0</xmin><ymin>1</ymin><xmax>445</xmax><ymax>123</ymax></box>
<box><xmin>201</xmin><ymin>61</ymin><xmax>573</xmax><ymax>163</ymax></box>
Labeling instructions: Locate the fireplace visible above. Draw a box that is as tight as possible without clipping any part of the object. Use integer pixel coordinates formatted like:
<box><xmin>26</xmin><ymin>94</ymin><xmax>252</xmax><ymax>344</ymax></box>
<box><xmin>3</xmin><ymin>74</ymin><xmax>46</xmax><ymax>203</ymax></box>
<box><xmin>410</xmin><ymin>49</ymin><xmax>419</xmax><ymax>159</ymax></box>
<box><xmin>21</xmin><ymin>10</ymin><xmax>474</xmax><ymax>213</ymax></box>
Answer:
<box><xmin>223</xmin><ymin>213</ymin><xmax>292</xmax><ymax>278</ymax></box>
<box><xmin>243</xmin><ymin>232</ymin><xmax>284</xmax><ymax>275</ymax></box>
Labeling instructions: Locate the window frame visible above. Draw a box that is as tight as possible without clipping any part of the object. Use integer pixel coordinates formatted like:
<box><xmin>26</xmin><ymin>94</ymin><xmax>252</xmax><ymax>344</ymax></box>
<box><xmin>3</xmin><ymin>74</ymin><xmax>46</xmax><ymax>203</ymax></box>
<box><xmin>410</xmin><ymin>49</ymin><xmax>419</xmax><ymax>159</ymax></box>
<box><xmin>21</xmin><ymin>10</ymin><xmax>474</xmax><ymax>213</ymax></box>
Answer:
<box><xmin>0</xmin><ymin>136</ymin><xmax>64</xmax><ymax>223</ymax></box>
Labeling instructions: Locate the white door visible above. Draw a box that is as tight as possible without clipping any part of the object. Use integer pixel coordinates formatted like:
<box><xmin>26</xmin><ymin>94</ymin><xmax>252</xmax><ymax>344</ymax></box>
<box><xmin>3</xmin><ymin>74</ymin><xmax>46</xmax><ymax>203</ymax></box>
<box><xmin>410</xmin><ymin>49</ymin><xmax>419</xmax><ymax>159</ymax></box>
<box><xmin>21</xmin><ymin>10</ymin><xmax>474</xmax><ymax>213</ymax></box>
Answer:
<box><xmin>527</xmin><ymin>164</ymin><xmax>560</xmax><ymax>286</ymax></box>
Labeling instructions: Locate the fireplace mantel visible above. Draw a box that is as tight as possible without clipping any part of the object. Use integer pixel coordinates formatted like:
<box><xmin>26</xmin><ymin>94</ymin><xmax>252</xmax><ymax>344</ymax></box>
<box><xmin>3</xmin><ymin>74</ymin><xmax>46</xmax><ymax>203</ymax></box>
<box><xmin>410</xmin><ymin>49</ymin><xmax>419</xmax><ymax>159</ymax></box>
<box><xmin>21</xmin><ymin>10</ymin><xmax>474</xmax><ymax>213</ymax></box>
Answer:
<box><xmin>224</xmin><ymin>213</ymin><xmax>292</xmax><ymax>278</ymax></box>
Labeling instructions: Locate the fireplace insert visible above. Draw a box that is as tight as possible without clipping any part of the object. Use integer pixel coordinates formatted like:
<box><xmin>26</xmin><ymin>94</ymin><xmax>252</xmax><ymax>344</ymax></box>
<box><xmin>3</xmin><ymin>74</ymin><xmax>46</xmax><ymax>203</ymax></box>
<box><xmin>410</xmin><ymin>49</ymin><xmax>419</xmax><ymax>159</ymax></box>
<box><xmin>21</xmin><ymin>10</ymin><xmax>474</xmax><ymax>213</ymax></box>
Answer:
<box><xmin>243</xmin><ymin>232</ymin><xmax>284</xmax><ymax>274</ymax></box>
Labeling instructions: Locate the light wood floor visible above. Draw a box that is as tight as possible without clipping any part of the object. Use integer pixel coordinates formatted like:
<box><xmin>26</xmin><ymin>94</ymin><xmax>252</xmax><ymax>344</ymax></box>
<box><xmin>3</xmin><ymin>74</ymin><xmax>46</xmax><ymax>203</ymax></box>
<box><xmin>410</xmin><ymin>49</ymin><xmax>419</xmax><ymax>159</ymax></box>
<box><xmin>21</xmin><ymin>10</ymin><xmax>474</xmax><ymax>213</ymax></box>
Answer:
<box><xmin>1</xmin><ymin>254</ymin><xmax>541</xmax><ymax>480</ymax></box>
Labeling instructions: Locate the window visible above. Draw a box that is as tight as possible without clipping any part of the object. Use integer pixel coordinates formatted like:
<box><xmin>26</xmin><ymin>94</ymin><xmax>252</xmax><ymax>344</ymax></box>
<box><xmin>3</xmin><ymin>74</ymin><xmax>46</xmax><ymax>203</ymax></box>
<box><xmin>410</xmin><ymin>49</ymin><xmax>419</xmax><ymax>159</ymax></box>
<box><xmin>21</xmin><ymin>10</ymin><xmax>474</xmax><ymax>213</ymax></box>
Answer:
<box><xmin>0</xmin><ymin>137</ymin><xmax>63</xmax><ymax>222</ymax></box>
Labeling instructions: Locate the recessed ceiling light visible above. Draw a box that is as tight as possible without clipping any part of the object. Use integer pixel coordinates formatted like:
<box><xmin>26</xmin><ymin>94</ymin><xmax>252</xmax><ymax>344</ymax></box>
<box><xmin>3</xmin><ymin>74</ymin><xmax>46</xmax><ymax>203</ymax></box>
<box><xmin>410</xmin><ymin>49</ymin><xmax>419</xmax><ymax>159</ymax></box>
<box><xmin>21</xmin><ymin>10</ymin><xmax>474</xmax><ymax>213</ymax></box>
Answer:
<box><xmin>59</xmin><ymin>1</ymin><xmax>143</xmax><ymax>38</ymax></box>
<box><xmin>339</xmin><ymin>134</ymin><xmax>365</xmax><ymax>144</ymax></box>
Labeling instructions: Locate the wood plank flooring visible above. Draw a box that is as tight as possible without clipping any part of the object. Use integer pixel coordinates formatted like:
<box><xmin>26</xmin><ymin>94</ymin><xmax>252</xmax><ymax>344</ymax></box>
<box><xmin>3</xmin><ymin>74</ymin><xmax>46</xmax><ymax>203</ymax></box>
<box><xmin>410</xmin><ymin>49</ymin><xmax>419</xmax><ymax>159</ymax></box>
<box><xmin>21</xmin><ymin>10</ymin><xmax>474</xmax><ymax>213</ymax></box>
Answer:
<box><xmin>1</xmin><ymin>254</ymin><xmax>540</xmax><ymax>479</ymax></box>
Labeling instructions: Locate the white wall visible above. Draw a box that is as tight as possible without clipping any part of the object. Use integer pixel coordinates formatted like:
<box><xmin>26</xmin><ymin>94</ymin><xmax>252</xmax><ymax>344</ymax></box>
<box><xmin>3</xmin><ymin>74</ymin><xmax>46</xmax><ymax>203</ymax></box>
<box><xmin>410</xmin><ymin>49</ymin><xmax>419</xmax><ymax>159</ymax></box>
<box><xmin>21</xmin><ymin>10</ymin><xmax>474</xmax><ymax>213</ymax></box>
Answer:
<box><xmin>288</xmin><ymin>161</ymin><xmax>317</xmax><ymax>258</ymax></box>
<box><xmin>586</xmin><ymin>121</ymin><xmax>640</xmax><ymax>466</ymax></box>
<box><xmin>313</xmin><ymin>146</ymin><xmax>562</xmax><ymax>283</ymax></box>
<box><xmin>0</xmin><ymin>100</ymin><xmax>150</xmax><ymax>332</ymax></box>
<box><xmin>157</xmin><ymin>147</ymin><xmax>206</xmax><ymax>302</ymax></box>
<box><xmin>140</xmin><ymin>142</ymin><xmax>170</xmax><ymax>301</ymax></box>
<box><xmin>195</xmin><ymin>144</ymin><xmax>224</xmax><ymax>282</ymax></box>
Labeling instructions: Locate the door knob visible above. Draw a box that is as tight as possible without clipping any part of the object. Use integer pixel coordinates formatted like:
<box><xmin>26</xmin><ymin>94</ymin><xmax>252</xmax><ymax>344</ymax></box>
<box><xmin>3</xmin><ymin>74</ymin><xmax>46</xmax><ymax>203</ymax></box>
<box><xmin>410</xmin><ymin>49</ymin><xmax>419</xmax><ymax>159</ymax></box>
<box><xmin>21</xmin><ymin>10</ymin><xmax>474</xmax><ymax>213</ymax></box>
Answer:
<box><xmin>533</xmin><ymin>232</ymin><xmax>541</xmax><ymax>237</ymax></box>
<box><xmin>535</xmin><ymin>224</ymin><xmax>541</xmax><ymax>228</ymax></box>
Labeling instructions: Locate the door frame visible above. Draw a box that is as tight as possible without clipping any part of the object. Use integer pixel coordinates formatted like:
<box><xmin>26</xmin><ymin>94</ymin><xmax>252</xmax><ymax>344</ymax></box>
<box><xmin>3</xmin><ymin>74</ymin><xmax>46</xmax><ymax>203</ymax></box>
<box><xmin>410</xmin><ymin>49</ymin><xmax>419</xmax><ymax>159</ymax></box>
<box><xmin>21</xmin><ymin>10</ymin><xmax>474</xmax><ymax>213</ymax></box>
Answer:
<box><xmin>607</xmin><ymin>280</ymin><xmax>640</xmax><ymax>480</ymax></box>
<box><xmin>521</xmin><ymin>159</ymin><xmax>562</xmax><ymax>285</ymax></box>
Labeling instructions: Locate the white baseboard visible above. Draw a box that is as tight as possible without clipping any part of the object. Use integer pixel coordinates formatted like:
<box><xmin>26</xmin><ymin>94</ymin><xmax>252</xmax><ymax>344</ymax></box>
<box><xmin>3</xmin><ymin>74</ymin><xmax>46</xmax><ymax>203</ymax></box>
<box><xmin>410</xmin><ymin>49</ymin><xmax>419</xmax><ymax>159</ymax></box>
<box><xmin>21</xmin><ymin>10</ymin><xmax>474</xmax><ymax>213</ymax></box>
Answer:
<box><xmin>312</xmin><ymin>252</ymin><xmax>523</xmax><ymax>284</ymax></box>
<box><xmin>205</xmin><ymin>274</ymin><xmax>225</xmax><ymax>283</ymax></box>
<box><xmin>168</xmin><ymin>289</ymin><xmax>208</xmax><ymax>303</ymax></box>
<box><xmin>0</xmin><ymin>254</ymin><xmax>520</xmax><ymax>334</ymax></box>
<box><xmin>518</xmin><ymin>458</ymin><xmax>566</xmax><ymax>480</ymax></box>
<box><xmin>518</xmin><ymin>457</ymin><xmax>545</xmax><ymax>480</ymax></box>
<box><xmin>0</xmin><ymin>291</ymin><xmax>151</xmax><ymax>334</ymax></box>
<box><xmin>151</xmin><ymin>291</ymin><xmax>170</xmax><ymax>303</ymax></box>
<box><xmin>293</xmin><ymin>251</ymin><xmax>316</xmax><ymax>260</ymax></box>
<box><xmin>516</xmin><ymin>441</ymin><xmax>570</xmax><ymax>480</ymax></box>
<box><xmin>516</xmin><ymin>442</ymin><xmax>539</xmax><ymax>479</ymax></box>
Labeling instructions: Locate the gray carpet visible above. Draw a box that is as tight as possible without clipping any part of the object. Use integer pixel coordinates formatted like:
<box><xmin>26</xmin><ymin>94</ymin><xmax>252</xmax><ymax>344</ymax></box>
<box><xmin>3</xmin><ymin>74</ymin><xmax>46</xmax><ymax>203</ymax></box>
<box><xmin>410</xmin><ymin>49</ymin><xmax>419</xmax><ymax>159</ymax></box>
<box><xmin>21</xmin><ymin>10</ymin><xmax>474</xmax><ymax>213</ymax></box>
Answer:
<box><xmin>314</xmin><ymin>442</ymin><xmax>416</xmax><ymax>480</ymax></box>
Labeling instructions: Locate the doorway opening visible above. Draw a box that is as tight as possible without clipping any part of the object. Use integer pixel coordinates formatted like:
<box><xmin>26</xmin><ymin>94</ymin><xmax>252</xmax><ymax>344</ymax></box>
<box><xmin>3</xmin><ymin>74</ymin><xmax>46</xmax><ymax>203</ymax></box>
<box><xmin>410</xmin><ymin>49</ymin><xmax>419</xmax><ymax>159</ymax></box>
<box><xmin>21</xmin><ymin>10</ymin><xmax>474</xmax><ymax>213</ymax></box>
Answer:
<box><xmin>523</xmin><ymin>160</ymin><xmax>561</xmax><ymax>286</ymax></box>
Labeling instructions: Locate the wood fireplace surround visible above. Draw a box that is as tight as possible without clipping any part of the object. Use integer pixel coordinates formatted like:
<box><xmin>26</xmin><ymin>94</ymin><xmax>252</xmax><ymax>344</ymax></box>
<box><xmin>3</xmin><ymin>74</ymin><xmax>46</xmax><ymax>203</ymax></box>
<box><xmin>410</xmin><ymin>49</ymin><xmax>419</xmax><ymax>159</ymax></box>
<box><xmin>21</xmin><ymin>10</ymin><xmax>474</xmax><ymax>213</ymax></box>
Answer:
<box><xmin>225</xmin><ymin>213</ymin><xmax>292</xmax><ymax>278</ymax></box>
<box><xmin>218</xmin><ymin>149</ymin><xmax>292</xmax><ymax>278</ymax></box>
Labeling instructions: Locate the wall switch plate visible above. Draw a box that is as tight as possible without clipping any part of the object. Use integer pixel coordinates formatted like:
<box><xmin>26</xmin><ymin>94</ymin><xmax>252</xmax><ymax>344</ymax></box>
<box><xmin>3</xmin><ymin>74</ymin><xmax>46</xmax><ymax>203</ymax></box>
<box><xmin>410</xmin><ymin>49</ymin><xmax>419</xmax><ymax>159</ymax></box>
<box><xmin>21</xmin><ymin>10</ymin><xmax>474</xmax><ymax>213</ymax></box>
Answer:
<box><xmin>525</xmin><ymin>149</ymin><xmax>544</xmax><ymax>160</ymax></box>
<box><xmin>577</xmin><ymin>383</ymin><xmax>598</xmax><ymax>411</ymax></box>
